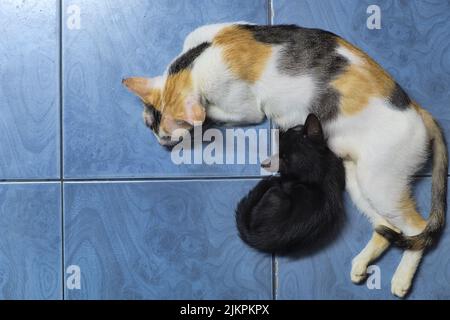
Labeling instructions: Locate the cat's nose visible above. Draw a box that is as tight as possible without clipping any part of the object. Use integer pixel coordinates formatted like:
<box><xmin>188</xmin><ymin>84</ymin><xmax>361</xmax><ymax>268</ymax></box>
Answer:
<box><xmin>261</xmin><ymin>158</ymin><xmax>271</xmax><ymax>168</ymax></box>
<box><xmin>261</xmin><ymin>154</ymin><xmax>280</xmax><ymax>172</ymax></box>
<box><xmin>159</xmin><ymin>135</ymin><xmax>178</xmax><ymax>146</ymax></box>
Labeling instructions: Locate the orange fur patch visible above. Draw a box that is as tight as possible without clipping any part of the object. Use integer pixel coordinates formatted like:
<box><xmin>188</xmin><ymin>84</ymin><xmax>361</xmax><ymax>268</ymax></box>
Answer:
<box><xmin>412</xmin><ymin>101</ymin><xmax>435</xmax><ymax>130</ymax></box>
<box><xmin>332</xmin><ymin>38</ymin><xmax>395</xmax><ymax>116</ymax></box>
<box><xmin>162</xmin><ymin>69</ymin><xmax>193</xmax><ymax>119</ymax></box>
<box><xmin>398</xmin><ymin>193</ymin><xmax>427</xmax><ymax>231</ymax></box>
<box><xmin>146</xmin><ymin>89</ymin><xmax>162</xmax><ymax>110</ymax></box>
<box><xmin>213</xmin><ymin>26</ymin><xmax>272</xmax><ymax>83</ymax></box>
<box><xmin>123</xmin><ymin>77</ymin><xmax>163</xmax><ymax>110</ymax></box>
<box><xmin>159</xmin><ymin>69</ymin><xmax>207</xmax><ymax>134</ymax></box>
<box><xmin>371</xmin><ymin>231</ymin><xmax>391</xmax><ymax>253</ymax></box>
<box><xmin>411</xmin><ymin>101</ymin><xmax>421</xmax><ymax>112</ymax></box>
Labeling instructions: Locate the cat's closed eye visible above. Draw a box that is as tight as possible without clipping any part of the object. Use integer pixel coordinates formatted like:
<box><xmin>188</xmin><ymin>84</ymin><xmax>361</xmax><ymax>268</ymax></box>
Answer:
<box><xmin>143</xmin><ymin>111</ymin><xmax>155</xmax><ymax>128</ymax></box>
<box><xmin>175</xmin><ymin>120</ymin><xmax>188</xmax><ymax>126</ymax></box>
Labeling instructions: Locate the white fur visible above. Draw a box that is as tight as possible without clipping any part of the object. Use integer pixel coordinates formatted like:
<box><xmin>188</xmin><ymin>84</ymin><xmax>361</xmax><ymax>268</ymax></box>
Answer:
<box><xmin>255</xmin><ymin>46</ymin><xmax>318</xmax><ymax>129</ymax></box>
<box><xmin>151</xmin><ymin>75</ymin><xmax>166</xmax><ymax>89</ymax></box>
<box><xmin>336</xmin><ymin>45</ymin><xmax>363</xmax><ymax>65</ymax></box>
<box><xmin>192</xmin><ymin>44</ymin><xmax>265</xmax><ymax>124</ymax></box>
<box><xmin>157</xmin><ymin>24</ymin><xmax>433</xmax><ymax>298</ymax></box>
<box><xmin>391</xmin><ymin>250</ymin><xmax>424</xmax><ymax>297</ymax></box>
<box><xmin>327</xmin><ymin>100</ymin><xmax>428</xmax><ymax>298</ymax></box>
<box><xmin>191</xmin><ymin>41</ymin><xmax>319</xmax><ymax>128</ymax></box>
<box><xmin>327</xmin><ymin>100</ymin><xmax>427</xmax><ymax>218</ymax></box>
<box><xmin>182</xmin><ymin>22</ymin><xmax>251</xmax><ymax>52</ymax></box>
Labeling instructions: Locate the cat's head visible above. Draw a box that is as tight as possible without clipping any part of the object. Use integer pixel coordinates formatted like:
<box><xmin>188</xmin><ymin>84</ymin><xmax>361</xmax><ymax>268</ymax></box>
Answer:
<box><xmin>262</xmin><ymin>114</ymin><xmax>328</xmax><ymax>180</ymax></box>
<box><xmin>122</xmin><ymin>74</ymin><xmax>205</xmax><ymax>147</ymax></box>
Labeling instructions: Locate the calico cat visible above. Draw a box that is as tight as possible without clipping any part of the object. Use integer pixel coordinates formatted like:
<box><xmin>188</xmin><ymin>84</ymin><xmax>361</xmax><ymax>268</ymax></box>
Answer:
<box><xmin>236</xmin><ymin>114</ymin><xmax>345</xmax><ymax>254</ymax></box>
<box><xmin>123</xmin><ymin>23</ymin><xmax>448</xmax><ymax>298</ymax></box>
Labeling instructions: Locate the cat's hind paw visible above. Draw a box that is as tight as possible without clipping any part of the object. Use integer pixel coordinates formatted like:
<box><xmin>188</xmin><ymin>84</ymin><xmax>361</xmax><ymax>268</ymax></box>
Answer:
<box><xmin>391</xmin><ymin>274</ymin><xmax>412</xmax><ymax>298</ymax></box>
<box><xmin>350</xmin><ymin>259</ymin><xmax>368</xmax><ymax>283</ymax></box>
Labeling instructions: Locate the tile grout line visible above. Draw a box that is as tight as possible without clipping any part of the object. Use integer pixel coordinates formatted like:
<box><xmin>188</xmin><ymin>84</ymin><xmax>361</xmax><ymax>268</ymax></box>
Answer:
<box><xmin>1</xmin><ymin>0</ymin><xmax>447</xmax><ymax>301</ymax></box>
<box><xmin>267</xmin><ymin>0</ymin><xmax>278</xmax><ymax>301</ymax></box>
<box><xmin>0</xmin><ymin>175</ymin><xmax>270</xmax><ymax>183</ymax></box>
<box><xmin>272</xmin><ymin>257</ymin><xmax>278</xmax><ymax>300</ymax></box>
<box><xmin>59</xmin><ymin>0</ymin><xmax>65</xmax><ymax>301</ymax></box>
<box><xmin>268</xmin><ymin>0</ymin><xmax>274</xmax><ymax>25</ymax></box>
<box><xmin>0</xmin><ymin>180</ymin><xmax>62</xmax><ymax>184</ymax></box>
<box><xmin>12</xmin><ymin>0</ymin><xmax>444</xmax><ymax>300</ymax></box>
<box><xmin>0</xmin><ymin>173</ymin><xmax>438</xmax><ymax>184</ymax></box>
<box><xmin>63</xmin><ymin>176</ymin><xmax>265</xmax><ymax>184</ymax></box>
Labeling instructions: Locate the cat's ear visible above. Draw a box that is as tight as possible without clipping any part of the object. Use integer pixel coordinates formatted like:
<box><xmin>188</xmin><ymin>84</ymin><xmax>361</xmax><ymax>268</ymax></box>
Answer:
<box><xmin>182</xmin><ymin>95</ymin><xmax>206</xmax><ymax>125</ymax></box>
<box><xmin>122</xmin><ymin>77</ymin><xmax>162</xmax><ymax>109</ymax></box>
<box><xmin>122</xmin><ymin>77</ymin><xmax>152</xmax><ymax>99</ymax></box>
<box><xmin>304</xmin><ymin>113</ymin><xmax>323</xmax><ymax>141</ymax></box>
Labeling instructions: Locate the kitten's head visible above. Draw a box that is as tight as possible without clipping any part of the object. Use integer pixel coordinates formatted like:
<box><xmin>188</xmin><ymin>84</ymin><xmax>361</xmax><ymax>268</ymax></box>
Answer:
<box><xmin>263</xmin><ymin>114</ymin><xmax>328</xmax><ymax>180</ymax></box>
<box><xmin>122</xmin><ymin>74</ymin><xmax>205</xmax><ymax>147</ymax></box>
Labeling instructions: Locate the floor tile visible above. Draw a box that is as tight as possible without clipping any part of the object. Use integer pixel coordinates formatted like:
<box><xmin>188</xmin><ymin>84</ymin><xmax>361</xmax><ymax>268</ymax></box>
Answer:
<box><xmin>273</xmin><ymin>0</ymin><xmax>450</xmax><ymax>174</ymax></box>
<box><xmin>277</xmin><ymin>177</ymin><xmax>450</xmax><ymax>299</ymax></box>
<box><xmin>0</xmin><ymin>183</ymin><xmax>62</xmax><ymax>299</ymax></box>
<box><xmin>64</xmin><ymin>179</ymin><xmax>272</xmax><ymax>299</ymax></box>
<box><xmin>0</xmin><ymin>0</ymin><xmax>60</xmax><ymax>179</ymax></box>
<box><xmin>62</xmin><ymin>0</ymin><xmax>269</xmax><ymax>178</ymax></box>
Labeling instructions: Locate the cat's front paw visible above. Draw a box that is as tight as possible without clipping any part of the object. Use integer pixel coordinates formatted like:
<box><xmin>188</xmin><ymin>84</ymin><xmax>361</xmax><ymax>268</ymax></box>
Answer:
<box><xmin>350</xmin><ymin>258</ymin><xmax>368</xmax><ymax>283</ymax></box>
<box><xmin>391</xmin><ymin>273</ymin><xmax>412</xmax><ymax>298</ymax></box>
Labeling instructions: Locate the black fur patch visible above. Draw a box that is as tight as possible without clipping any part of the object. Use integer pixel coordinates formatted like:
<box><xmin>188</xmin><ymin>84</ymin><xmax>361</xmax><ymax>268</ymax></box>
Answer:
<box><xmin>389</xmin><ymin>82</ymin><xmax>411</xmax><ymax>110</ymax></box>
<box><xmin>239</xmin><ymin>24</ymin><xmax>347</xmax><ymax>77</ymax></box>
<box><xmin>143</xmin><ymin>103</ymin><xmax>162</xmax><ymax>133</ymax></box>
<box><xmin>168</xmin><ymin>42</ymin><xmax>211</xmax><ymax>75</ymax></box>
<box><xmin>235</xmin><ymin>114</ymin><xmax>346</xmax><ymax>255</ymax></box>
<box><xmin>309</xmin><ymin>87</ymin><xmax>342</xmax><ymax>123</ymax></box>
<box><xmin>239</xmin><ymin>24</ymin><xmax>349</xmax><ymax>123</ymax></box>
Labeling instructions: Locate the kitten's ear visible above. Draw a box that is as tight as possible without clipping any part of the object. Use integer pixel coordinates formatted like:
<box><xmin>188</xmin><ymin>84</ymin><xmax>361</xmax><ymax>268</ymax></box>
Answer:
<box><xmin>304</xmin><ymin>113</ymin><xmax>323</xmax><ymax>141</ymax></box>
<box><xmin>122</xmin><ymin>77</ymin><xmax>162</xmax><ymax>108</ymax></box>
<box><xmin>182</xmin><ymin>95</ymin><xmax>206</xmax><ymax>125</ymax></box>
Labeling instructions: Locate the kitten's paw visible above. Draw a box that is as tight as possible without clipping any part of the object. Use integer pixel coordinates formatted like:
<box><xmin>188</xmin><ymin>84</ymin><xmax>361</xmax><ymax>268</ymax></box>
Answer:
<box><xmin>350</xmin><ymin>258</ymin><xmax>368</xmax><ymax>283</ymax></box>
<box><xmin>391</xmin><ymin>273</ymin><xmax>412</xmax><ymax>298</ymax></box>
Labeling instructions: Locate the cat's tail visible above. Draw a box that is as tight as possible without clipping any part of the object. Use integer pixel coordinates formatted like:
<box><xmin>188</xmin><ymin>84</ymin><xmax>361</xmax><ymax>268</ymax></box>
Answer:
<box><xmin>376</xmin><ymin>107</ymin><xmax>448</xmax><ymax>250</ymax></box>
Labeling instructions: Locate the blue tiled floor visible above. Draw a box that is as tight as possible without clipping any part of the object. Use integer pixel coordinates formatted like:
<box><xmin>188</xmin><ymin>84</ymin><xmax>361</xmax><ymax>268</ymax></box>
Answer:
<box><xmin>0</xmin><ymin>0</ymin><xmax>449</xmax><ymax>300</ymax></box>
<box><xmin>0</xmin><ymin>0</ymin><xmax>60</xmax><ymax>179</ymax></box>
<box><xmin>0</xmin><ymin>183</ymin><xmax>61</xmax><ymax>299</ymax></box>
<box><xmin>63</xmin><ymin>180</ymin><xmax>271</xmax><ymax>299</ymax></box>
<box><xmin>62</xmin><ymin>0</ymin><xmax>269</xmax><ymax>178</ymax></box>
<box><xmin>273</xmin><ymin>0</ymin><xmax>450</xmax><ymax>175</ymax></box>
<box><xmin>277</xmin><ymin>178</ymin><xmax>450</xmax><ymax>300</ymax></box>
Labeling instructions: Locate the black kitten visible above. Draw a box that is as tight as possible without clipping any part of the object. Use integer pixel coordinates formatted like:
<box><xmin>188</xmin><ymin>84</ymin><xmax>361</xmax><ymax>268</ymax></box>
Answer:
<box><xmin>235</xmin><ymin>114</ymin><xmax>346</xmax><ymax>255</ymax></box>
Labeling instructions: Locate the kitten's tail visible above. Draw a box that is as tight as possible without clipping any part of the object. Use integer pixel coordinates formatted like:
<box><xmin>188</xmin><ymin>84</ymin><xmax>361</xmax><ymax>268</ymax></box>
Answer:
<box><xmin>376</xmin><ymin>106</ymin><xmax>448</xmax><ymax>250</ymax></box>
